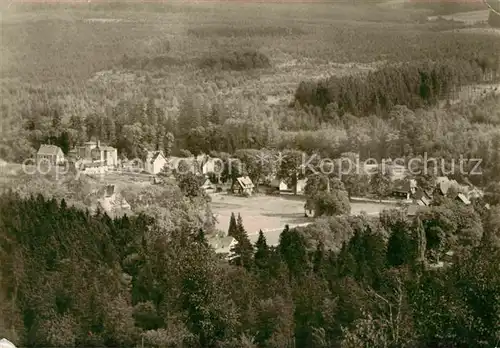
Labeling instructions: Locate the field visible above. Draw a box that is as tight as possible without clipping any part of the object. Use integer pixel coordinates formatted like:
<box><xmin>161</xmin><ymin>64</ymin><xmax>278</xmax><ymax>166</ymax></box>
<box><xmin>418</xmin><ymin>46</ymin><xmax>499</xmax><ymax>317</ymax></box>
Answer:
<box><xmin>211</xmin><ymin>193</ymin><xmax>396</xmax><ymax>238</ymax></box>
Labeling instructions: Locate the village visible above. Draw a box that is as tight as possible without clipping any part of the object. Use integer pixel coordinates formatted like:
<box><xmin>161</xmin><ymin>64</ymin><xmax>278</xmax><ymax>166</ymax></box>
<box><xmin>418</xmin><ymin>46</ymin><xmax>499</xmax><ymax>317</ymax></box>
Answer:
<box><xmin>34</xmin><ymin>140</ymin><xmax>485</xmax><ymax>255</ymax></box>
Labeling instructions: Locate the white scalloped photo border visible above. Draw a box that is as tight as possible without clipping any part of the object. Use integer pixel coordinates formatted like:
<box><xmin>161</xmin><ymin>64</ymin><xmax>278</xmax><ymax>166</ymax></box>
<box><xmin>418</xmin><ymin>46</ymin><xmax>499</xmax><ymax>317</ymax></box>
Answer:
<box><xmin>484</xmin><ymin>0</ymin><xmax>500</xmax><ymax>16</ymax></box>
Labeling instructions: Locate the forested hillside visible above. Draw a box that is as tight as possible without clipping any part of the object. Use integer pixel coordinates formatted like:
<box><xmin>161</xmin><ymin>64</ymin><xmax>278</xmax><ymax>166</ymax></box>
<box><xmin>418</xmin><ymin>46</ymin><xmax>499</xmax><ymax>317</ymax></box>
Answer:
<box><xmin>1</xmin><ymin>190</ymin><xmax>500</xmax><ymax>347</ymax></box>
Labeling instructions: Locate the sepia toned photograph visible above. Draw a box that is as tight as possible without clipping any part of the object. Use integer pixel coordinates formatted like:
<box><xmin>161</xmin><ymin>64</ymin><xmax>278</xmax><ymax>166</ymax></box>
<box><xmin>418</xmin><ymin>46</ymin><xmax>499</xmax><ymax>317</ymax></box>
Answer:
<box><xmin>0</xmin><ymin>0</ymin><xmax>499</xmax><ymax>346</ymax></box>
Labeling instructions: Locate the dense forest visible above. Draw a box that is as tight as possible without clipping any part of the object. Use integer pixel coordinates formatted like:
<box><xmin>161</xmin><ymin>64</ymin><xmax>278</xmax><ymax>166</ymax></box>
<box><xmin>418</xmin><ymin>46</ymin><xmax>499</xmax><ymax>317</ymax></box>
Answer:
<box><xmin>7</xmin><ymin>84</ymin><xmax>500</xmax><ymax>187</ymax></box>
<box><xmin>1</xmin><ymin>187</ymin><xmax>500</xmax><ymax>347</ymax></box>
<box><xmin>294</xmin><ymin>58</ymin><xmax>498</xmax><ymax>115</ymax></box>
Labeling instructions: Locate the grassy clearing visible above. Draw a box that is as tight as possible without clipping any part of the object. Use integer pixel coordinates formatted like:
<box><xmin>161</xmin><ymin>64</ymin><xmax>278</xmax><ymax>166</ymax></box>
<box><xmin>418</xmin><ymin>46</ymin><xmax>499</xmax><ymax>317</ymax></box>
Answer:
<box><xmin>211</xmin><ymin>193</ymin><xmax>394</xmax><ymax>234</ymax></box>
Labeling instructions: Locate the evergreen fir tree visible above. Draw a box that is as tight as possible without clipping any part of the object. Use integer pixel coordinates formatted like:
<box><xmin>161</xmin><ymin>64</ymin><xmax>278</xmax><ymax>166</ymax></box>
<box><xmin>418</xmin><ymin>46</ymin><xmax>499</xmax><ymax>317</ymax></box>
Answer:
<box><xmin>236</xmin><ymin>213</ymin><xmax>244</xmax><ymax>240</ymax></box>
<box><xmin>58</xmin><ymin>131</ymin><xmax>70</xmax><ymax>154</ymax></box>
<box><xmin>312</xmin><ymin>241</ymin><xmax>325</xmax><ymax>275</ymax></box>
<box><xmin>254</xmin><ymin>230</ymin><xmax>269</xmax><ymax>270</ymax></box>
<box><xmin>278</xmin><ymin>224</ymin><xmax>308</xmax><ymax>278</ymax></box>
<box><xmin>337</xmin><ymin>241</ymin><xmax>357</xmax><ymax>278</ymax></box>
<box><xmin>413</xmin><ymin>216</ymin><xmax>427</xmax><ymax>265</ymax></box>
<box><xmin>229</xmin><ymin>214</ymin><xmax>253</xmax><ymax>270</ymax></box>
<box><xmin>228</xmin><ymin>212</ymin><xmax>237</xmax><ymax>237</ymax></box>
<box><xmin>195</xmin><ymin>228</ymin><xmax>209</xmax><ymax>247</ymax></box>
<box><xmin>360</xmin><ymin>226</ymin><xmax>387</xmax><ymax>288</ymax></box>
<box><xmin>386</xmin><ymin>221</ymin><xmax>414</xmax><ymax>267</ymax></box>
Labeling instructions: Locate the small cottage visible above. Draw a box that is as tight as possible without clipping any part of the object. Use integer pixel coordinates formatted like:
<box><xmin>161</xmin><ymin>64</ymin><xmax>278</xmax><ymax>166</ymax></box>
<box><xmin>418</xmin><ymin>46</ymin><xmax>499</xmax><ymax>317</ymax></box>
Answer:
<box><xmin>232</xmin><ymin>176</ymin><xmax>255</xmax><ymax>196</ymax></box>
<box><xmin>145</xmin><ymin>151</ymin><xmax>167</xmax><ymax>175</ymax></box>
<box><xmin>195</xmin><ymin>154</ymin><xmax>218</xmax><ymax>175</ymax></box>
<box><xmin>270</xmin><ymin>178</ymin><xmax>289</xmax><ymax>192</ymax></box>
<box><xmin>392</xmin><ymin>179</ymin><xmax>417</xmax><ymax>200</ymax></box>
<box><xmin>36</xmin><ymin>144</ymin><xmax>65</xmax><ymax>166</ymax></box>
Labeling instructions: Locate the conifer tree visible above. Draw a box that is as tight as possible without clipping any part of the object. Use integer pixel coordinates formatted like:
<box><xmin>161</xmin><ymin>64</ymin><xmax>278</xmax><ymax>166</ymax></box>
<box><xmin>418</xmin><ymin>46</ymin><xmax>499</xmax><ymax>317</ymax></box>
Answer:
<box><xmin>413</xmin><ymin>216</ymin><xmax>427</xmax><ymax>265</ymax></box>
<box><xmin>278</xmin><ymin>225</ymin><xmax>308</xmax><ymax>277</ymax></box>
<box><xmin>195</xmin><ymin>228</ymin><xmax>209</xmax><ymax>248</ymax></box>
<box><xmin>236</xmin><ymin>213</ymin><xmax>244</xmax><ymax>239</ymax></box>
<box><xmin>387</xmin><ymin>221</ymin><xmax>416</xmax><ymax>267</ymax></box>
<box><xmin>229</xmin><ymin>214</ymin><xmax>253</xmax><ymax>270</ymax></box>
<box><xmin>228</xmin><ymin>212</ymin><xmax>237</xmax><ymax>237</ymax></box>
<box><xmin>254</xmin><ymin>230</ymin><xmax>269</xmax><ymax>270</ymax></box>
<box><xmin>337</xmin><ymin>241</ymin><xmax>357</xmax><ymax>278</ymax></box>
<box><xmin>312</xmin><ymin>241</ymin><xmax>325</xmax><ymax>275</ymax></box>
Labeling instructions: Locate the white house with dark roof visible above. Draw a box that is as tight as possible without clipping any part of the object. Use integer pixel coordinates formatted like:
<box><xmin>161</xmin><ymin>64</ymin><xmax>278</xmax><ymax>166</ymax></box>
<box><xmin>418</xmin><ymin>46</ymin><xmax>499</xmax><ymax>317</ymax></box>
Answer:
<box><xmin>270</xmin><ymin>178</ymin><xmax>289</xmax><ymax>192</ymax></box>
<box><xmin>145</xmin><ymin>150</ymin><xmax>167</xmax><ymax>174</ymax></box>
<box><xmin>36</xmin><ymin>144</ymin><xmax>65</xmax><ymax>166</ymax></box>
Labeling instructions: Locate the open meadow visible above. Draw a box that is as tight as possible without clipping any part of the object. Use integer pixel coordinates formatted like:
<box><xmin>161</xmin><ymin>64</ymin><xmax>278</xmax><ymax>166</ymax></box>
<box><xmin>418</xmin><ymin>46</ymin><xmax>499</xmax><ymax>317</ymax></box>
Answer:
<box><xmin>211</xmin><ymin>193</ymin><xmax>396</xmax><ymax>235</ymax></box>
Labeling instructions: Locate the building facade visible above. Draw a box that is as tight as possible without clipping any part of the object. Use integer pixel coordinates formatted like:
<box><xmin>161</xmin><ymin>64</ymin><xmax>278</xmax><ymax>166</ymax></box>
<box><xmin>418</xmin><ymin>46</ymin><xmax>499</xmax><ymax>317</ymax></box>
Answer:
<box><xmin>145</xmin><ymin>151</ymin><xmax>167</xmax><ymax>174</ymax></box>
<box><xmin>36</xmin><ymin>145</ymin><xmax>65</xmax><ymax>166</ymax></box>
<box><xmin>75</xmin><ymin>140</ymin><xmax>118</xmax><ymax>167</ymax></box>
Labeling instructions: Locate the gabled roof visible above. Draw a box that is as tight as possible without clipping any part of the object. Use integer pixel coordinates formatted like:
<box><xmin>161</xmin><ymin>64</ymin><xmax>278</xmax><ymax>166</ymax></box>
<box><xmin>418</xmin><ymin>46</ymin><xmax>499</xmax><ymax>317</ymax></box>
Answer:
<box><xmin>209</xmin><ymin>236</ymin><xmax>235</xmax><ymax>253</ymax></box>
<box><xmin>201</xmin><ymin>178</ymin><xmax>213</xmax><ymax>188</ymax></box>
<box><xmin>37</xmin><ymin>144</ymin><xmax>63</xmax><ymax>156</ymax></box>
<box><xmin>236</xmin><ymin>176</ymin><xmax>254</xmax><ymax>189</ymax></box>
<box><xmin>416</xmin><ymin>195</ymin><xmax>431</xmax><ymax>206</ymax></box>
<box><xmin>101</xmin><ymin>146</ymin><xmax>117</xmax><ymax>151</ymax></box>
<box><xmin>147</xmin><ymin>151</ymin><xmax>166</xmax><ymax>164</ymax></box>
